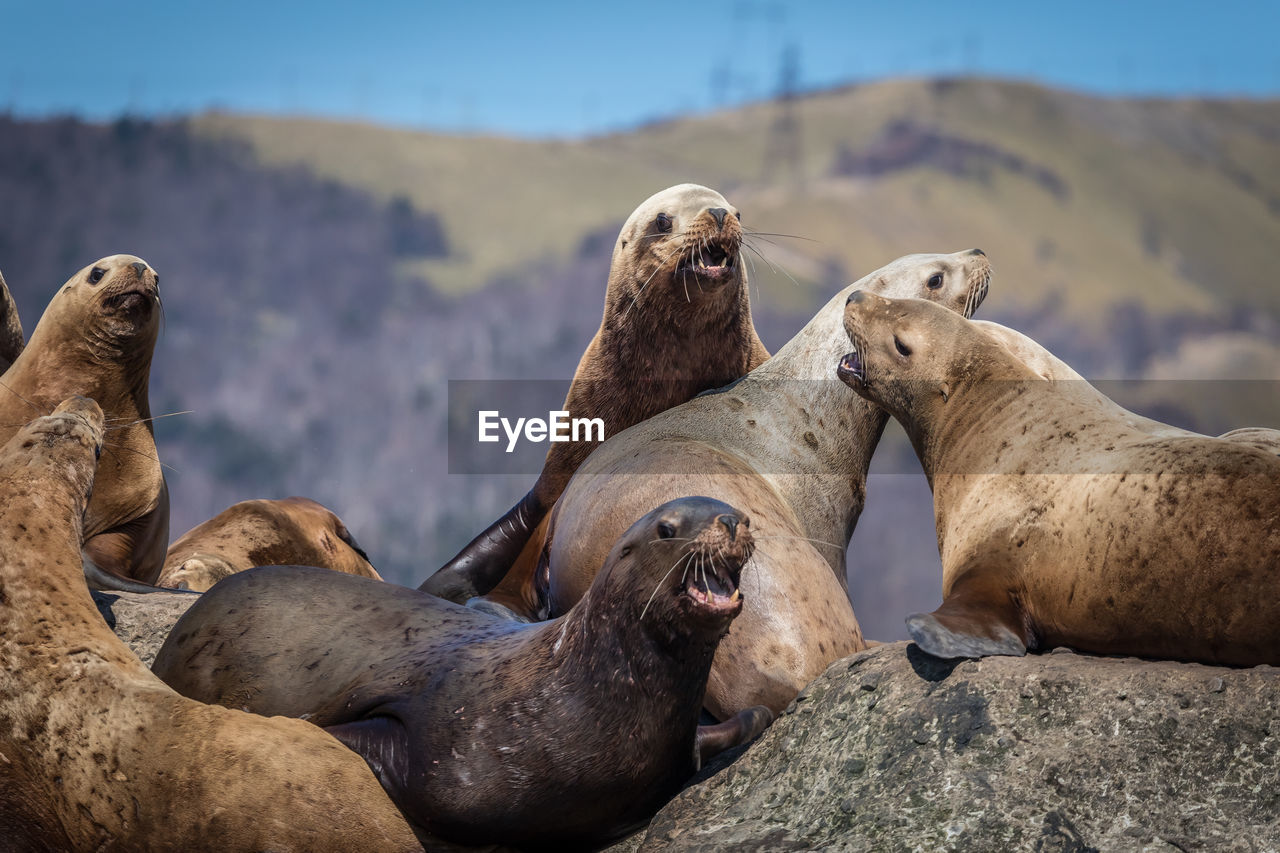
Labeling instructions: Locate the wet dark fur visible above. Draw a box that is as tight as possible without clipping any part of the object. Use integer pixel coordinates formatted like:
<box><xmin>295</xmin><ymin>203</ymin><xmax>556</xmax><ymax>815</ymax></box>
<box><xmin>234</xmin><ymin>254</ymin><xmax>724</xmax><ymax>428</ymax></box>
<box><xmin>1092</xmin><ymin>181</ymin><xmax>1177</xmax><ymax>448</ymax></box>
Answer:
<box><xmin>155</xmin><ymin>497</ymin><xmax>765</xmax><ymax>849</ymax></box>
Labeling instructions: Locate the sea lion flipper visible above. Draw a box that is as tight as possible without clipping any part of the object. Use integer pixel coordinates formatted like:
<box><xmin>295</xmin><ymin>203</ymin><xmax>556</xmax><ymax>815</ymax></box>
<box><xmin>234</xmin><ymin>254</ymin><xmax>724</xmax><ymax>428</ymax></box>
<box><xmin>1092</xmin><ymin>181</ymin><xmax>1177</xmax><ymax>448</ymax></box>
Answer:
<box><xmin>326</xmin><ymin>716</ymin><xmax>416</xmax><ymax>816</ymax></box>
<box><xmin>419</xmin><ymin>489</ymin><xmax>545</xmax><ymax>602</ymax></box>
<box><xmin>906</xmin><ymin>592</ymin><xmax>1029</xmax><ymax>660</ymax></box>
<box><xmin>694</xmin><ymin>705</ymin><xmax>773</xmax><ymax>770</ymax></box>
<box><xmin>0</xmin><ymin>268</ymin><xmax>23</xmax><ymax>370</ymax></box>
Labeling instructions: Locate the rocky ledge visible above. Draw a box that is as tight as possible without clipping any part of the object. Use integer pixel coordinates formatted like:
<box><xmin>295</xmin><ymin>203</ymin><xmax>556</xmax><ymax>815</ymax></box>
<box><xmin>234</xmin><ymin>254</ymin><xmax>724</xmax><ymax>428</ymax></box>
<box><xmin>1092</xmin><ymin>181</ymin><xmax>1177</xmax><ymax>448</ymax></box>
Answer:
<box><xmin>625</xmin><ymin>642</ymin><xmax>1280</xmax><ymax>852</ymax></box>
<box><xmin>94</xmin><ymin>590</ymin><xmax>198</xmax><ymax>668</ymax></box>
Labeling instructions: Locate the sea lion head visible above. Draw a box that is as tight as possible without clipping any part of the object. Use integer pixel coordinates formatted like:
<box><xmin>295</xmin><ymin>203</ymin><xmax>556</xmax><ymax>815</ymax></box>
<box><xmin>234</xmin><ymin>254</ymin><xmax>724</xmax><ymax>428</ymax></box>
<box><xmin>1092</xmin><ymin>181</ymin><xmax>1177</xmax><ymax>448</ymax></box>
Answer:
<box><xmin>600</xmin><ymin>496</ymin><xmax>754</xmax><ymax>642</ymax></box>
<box><xmin>609</xmin><ymin>184</ymin><xmax>745</xmax><ymax>312</ymax></box>
<box><xmin>43</xmin><ymin>255</ymin><xmax>161</xmax><ymax>357</ymax></box>
<box><xmin>838</xmin><ymin>291</ymin><xmax>1021</xmax><ymax>426</ymax></box>
<box><xmin>856</xmin><ymin>248</ymin><xmax>990</xmax><ymax>319</ymax></box>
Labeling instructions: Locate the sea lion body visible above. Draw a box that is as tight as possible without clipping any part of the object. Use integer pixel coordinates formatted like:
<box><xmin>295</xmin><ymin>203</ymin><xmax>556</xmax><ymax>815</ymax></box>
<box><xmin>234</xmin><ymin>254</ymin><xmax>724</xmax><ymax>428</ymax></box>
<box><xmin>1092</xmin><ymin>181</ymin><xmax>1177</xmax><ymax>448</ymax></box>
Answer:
<box><xmin>0</xmin><ymin>255</ymin><xmax>167</xmax><ymax>584</ymax></box>
<box><xmin>839</xmin><ymin>293</ymin><xmax>1280</xmax><ymax>664</ymax></box>
<box><xmin>155</xmin><ymin>497</ymin><xmax>769</xmax><ymax>849</ymax></box>
<box><xmin>160</xmin><ymin>496</ymin><xmax>382</xmax><ymax>591</ymax></box>
<box><xmin>422</xmin><ymin>184</ymin><xmax>768</xmax><ymax>603</ymax></box>
<box><xmin>474</xmin><ymin>250</ymin><xmax>991</xmax><ymax>716</ymax></box>
<box><xmin>0</xmin><ymin>398</ymin><xmax>421</xmax><ymax>852</ymax></box>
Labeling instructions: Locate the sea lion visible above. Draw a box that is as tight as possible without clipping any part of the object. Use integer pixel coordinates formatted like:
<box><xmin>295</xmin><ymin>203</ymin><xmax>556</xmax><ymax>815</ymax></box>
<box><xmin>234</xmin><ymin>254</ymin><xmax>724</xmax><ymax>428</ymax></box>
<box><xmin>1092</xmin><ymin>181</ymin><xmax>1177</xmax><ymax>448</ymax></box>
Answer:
<box><xmin>0</xmin><ymin>255</ymin><xmax>168</xmax><ymax>587</ymax></box>
<box><xmin>0</xmin><ymin>397</ymin><xmax>422</xmax><ymax>852</ymax></box>
<box><xmin>422</xmin><ymin>183</ymin><xmax>769</xmax><ymax>603</ymax></box>
<box><xmin>466</xmin><ymin>250</ymin><xmax>991</xmax><ymax>718</ymax></box>
<box><xmin>1219</xmin><ymin>426</ymin><xmax>1280</xmax><ymax>456</ymax></box>
<box><xmin>837</xmin><ymin>292</ymin><xmax>1280</xmax><ymax>664</ymax></box>
<box><xmin>153</xmin><ymin>497</ymin><xmax>771</xmax><ymax>850</ymax></box>
<box><xmin>0</xmin><ymin>268</ymin><xmax>23</xmax><ymax>371</ymax></box>
<box><xmin>159</xmin><ymin>496</ymin><xmax>382</xmax><ymax>591</ymax></box>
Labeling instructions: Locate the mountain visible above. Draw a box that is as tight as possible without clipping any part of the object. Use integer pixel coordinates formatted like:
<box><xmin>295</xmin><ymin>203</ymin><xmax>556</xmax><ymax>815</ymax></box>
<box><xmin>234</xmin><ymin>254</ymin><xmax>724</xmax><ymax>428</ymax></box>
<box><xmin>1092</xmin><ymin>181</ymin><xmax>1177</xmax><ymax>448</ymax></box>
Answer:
<box><xmin>1</xmin><ymin>77</ymin><xmax>1277</xmax><ymax>641</ymax></box>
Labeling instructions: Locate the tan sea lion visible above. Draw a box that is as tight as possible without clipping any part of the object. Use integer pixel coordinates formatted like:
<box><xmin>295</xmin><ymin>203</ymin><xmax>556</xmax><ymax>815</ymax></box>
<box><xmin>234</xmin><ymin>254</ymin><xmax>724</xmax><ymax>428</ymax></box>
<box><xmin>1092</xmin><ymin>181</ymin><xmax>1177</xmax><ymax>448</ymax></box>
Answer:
<box><xmin>0</xmin><ymin>255</ymin><xmax>167</xmax><ymax>587</ymax></box>
<box><xmin>0</xmin><ymin>268</ymin><xmax>23</xmax><ymax>371</ymax></box>
<box><xmin>422</xmin><ymin>183</ymin><xmax>769</xmax><ymax>603</ymax></box>
<box><xmin>154</xmin><ymin>496</ymin><xmax>771</xmax><ymax>850</ymax></box>
<box><xmin>0</xmin><ymin>397</ymin><xmax>422</xmax><ymax>852</ymax></box>
<box><xmin>467</xmin><ymin>250</ymin><xmax>990</xmax><ymax>718</ymax></box>
<box><xmin>159</xmin><ymin>496</ymin><xmax>382</xmax><ymax>591</ymax></box>
<box><xmin>838</xmin><ymin>292</ymin><xmax>1280</xmax><ymax>663</ymax></box>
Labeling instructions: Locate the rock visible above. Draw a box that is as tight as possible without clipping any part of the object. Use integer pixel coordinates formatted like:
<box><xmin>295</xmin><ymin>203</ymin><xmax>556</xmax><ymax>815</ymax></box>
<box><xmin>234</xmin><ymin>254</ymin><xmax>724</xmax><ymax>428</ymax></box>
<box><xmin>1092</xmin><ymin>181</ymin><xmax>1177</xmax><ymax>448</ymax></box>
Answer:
<box><xmin>92</xmin><ymin>590</ymin><xmax>198</xmax><ymax>668</ymax></box>
<box><xmin>631</xmin><ymin>642</ymin><xmax>1280</xmax><ymax>851</ymax></box>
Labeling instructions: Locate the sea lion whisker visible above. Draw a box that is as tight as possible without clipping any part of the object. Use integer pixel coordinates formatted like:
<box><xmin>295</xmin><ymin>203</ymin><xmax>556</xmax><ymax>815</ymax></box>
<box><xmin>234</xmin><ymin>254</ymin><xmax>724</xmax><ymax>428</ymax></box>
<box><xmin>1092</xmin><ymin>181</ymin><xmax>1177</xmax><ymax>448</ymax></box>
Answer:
<box><xmin>104</xmin><ymin>410</ymin><xmax>195</xmax><ymax>430</ymax></box>
<box><xmin>639</xmin><ymin>550</ymin><xmax>695</xmax><ymax>622</ymax></box>
<box><xmin>743</xmin><ymin>243</ymin><xmax>802</xmax><ymax>289</ymax></box>
<box><xmin>100</xmin><ymin>440</ymin><xmax>179</xmax><ymax>474</ymax></box>
<box><xmin>751</xmin><ymin>534</ymin><xmax>846</xmax><ymax>553</ymax></box>
<box><xmin>0</xmin><ymin>379</ymin><xmax>49</xmax><ymax>416</ymax></box>
<box><xmin>742</xmin><ymin>230</ymin><xmax>820</xmax><ymax>243</ymax></box>
<box><xmin>622</xmin><ymin>244</ymin><xmax>686</xmax><ymax>320</ymax></box>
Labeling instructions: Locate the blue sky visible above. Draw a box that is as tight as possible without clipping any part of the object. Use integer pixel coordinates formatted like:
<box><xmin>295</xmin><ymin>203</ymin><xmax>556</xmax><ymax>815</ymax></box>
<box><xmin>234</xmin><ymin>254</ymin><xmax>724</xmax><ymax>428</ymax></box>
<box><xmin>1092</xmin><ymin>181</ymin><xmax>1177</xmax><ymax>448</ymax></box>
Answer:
<box><xmin>4</xmin><ymin>1</ymin><xmax>1277</xmax><ymax>137</ymax></box>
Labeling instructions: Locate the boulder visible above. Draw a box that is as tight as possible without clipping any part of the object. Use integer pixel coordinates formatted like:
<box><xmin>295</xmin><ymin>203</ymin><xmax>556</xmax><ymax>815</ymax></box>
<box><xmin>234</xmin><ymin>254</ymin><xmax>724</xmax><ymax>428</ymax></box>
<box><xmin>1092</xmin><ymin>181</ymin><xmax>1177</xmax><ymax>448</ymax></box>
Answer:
<box><xmin>630</xmin><ymin>642</ymin><xmax>1280</xmax><ymax>851</ymax></box>
<box><xmin>93</xmin><ymin>590</ymin><xmax>198</xmax><ymax>668</ymax></box>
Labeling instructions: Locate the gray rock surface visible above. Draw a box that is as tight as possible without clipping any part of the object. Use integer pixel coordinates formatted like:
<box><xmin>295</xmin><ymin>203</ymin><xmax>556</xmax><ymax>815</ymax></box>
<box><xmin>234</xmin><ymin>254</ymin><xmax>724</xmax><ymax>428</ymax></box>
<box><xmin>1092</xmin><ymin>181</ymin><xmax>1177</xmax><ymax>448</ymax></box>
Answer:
<box><xmin>629</xmin><ymin>642</ymin><xmax>1280</xmax><ymax>852</ymax></box>
<box><xmin>93</xmin><ymin>590</ymin><xmax>198</xmax><ymax>667</ymax></box>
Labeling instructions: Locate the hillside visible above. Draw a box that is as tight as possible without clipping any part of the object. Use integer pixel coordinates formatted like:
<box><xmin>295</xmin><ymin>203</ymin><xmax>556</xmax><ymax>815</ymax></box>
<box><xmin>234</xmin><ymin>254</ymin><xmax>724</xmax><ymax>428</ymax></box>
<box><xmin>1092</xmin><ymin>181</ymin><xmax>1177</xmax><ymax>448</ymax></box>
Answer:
<box><xmin>194</xmin><ymin>77</ymin><xmax>1280</xmax><ymax>325</ymax></box>
<box><xmin>1</xmin><ymin>77</ymin><xmax>1277</xmax><ymax>641</ymax></box>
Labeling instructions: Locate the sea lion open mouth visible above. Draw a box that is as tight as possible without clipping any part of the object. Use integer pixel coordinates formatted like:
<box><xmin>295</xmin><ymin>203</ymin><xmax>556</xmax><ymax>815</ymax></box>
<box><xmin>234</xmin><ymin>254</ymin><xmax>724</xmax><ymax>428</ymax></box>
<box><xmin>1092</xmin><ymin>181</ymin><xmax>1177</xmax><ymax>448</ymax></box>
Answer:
<box><xmin>837</xmin><ymin>345</ymin><xmax>866</xmax><ymax>388</ymax></box>
<box><xmin>683</xmin><ymin>560</ymin><xmax>742</xmax><ymax>615</ymax></box>
<box><xmin>678</xmin><ymin>240</ymin><xmax>739</xmax><ymax>283</ymax></box>
<box><xmin>678</xmin><ymin>515</ymin><xmax>752</xmax><ymax>619</ymax></box>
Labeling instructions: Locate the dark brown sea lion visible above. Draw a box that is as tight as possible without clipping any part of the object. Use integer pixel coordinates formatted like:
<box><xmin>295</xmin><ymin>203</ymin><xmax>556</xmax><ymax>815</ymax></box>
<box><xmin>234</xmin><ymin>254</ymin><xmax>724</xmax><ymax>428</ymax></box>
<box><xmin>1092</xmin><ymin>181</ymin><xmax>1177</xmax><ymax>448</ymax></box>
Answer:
<box><xmin>0</xmin><ymin>397</ymin><xmax>422</xmax><ymax>852</ymax></box>
<box><xmin>0</xmin><ymin>268</ymin><xmax>23</xmax><ymax>371</ymax></box>
<box><xmin>0</xmin><ymin>255</ymin><xmax>168</xmax><ymax>587</ymax></box>
<box><xmin>159</xmin><ymin>496</ymin><xmax>382</xmax><ymax>591</ymax></box>
<box><xmin>467</xmin><ymin>251</ymin><xmax>991</xmax><ymax>718</ymax></box>
<box><xmin>838</xmin><ymin>292</ymin><xmax>1280</xmax><ymax>663</ymax></box>
<box><xmin>422</xmin><ymin>184</ymin><xmax>769</xmax><ymax>603</ymax></box>
<box><xmin>154</xmin><ymin>496</ymin><xmax>771</xmax><ymax>850</ymax></box>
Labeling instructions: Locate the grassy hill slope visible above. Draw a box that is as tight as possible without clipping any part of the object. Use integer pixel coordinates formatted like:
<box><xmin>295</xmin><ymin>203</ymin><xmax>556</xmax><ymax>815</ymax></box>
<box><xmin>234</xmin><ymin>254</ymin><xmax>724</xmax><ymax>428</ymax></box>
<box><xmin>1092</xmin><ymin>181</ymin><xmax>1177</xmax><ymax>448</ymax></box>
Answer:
<box><xmin>193</xmin><ymin>77</ymin><xmax>1280</xmax><ymax>324</ymax></box>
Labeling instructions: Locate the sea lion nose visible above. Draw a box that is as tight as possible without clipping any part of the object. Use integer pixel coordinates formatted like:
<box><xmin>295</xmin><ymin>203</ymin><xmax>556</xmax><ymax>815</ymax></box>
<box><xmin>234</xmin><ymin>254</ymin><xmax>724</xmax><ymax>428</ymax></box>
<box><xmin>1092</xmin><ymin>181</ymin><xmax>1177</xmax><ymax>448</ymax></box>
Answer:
<box><xmin>969</xmin><ymin>248</ymin><xmax>985</xmax><ymax>257</ymax></box>
<box><xmin>708</xmin><ymin>207</ymin><xmax>728</xmax><ymax>228</ymax></box>
<box><xmin>847</xmin><ymin>290</ymin><xmax>866</xmax><ymax>305</ymax></box>
<box><xmin>131</xmin><ymin>261</ymin><xmax>148</xmax><ymax>277</ymax></box>
<box><xmin>717</xmin><ymin>514</ymin><xmax>739</xmax><ymax>540</ymax></box>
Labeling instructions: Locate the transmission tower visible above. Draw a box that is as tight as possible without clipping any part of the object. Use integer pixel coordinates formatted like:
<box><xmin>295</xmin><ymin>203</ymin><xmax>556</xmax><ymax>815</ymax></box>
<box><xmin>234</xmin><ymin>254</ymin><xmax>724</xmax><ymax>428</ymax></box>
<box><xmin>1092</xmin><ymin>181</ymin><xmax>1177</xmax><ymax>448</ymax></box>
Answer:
<box><xmin>762</xmin><ymin>43</ymin><xmax>804</xmax><ymax>187</ymax></box>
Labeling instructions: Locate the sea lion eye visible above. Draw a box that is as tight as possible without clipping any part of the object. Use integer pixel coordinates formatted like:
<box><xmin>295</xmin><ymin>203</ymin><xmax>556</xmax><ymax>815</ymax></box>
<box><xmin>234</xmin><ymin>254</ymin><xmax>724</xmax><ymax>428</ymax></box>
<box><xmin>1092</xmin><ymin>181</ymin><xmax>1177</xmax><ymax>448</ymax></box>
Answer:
<box><xmin>655</xmin><ymin>213</ymin><xmax>673</xmax><ymax>234</ymax></box>
<box><xmin>88</xmin><ymin>267</ymin><xmax>107</xmax><ymax>285</ymax></box>
<box><xmin>894</xmin><ymin>336</ymin><xmax>912</xmax><ymax>357</ymax></box>
<box><xmin>927</xmin><ymin>273</ymin><xmax>944</xmax><ymax>290</ymax></box>
<box><xmin>657</xmin><ymin>521</ymin><xmax>677</xmax><ymax>539</ymax></box>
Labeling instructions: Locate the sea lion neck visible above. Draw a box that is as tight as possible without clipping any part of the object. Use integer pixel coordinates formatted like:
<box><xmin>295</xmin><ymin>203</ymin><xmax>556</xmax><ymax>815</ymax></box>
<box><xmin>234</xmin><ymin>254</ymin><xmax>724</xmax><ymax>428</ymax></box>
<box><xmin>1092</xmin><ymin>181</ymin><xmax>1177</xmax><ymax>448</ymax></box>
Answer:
<box><xmin>910</xmin><ymin>348</ymin><xmax>1045</xmax><ymax>482</ymax></box>
<box><xmin>729</xmin><ymin>286</ymin><xmax>891</xmax><ymax>545</ymax></box>
<box><xmin>551</xmin><ymin>575</ymin><xmax>723</xmax><ymax>692</ymax></box>
<box><xmin>8</xmin><ymin>303</ymin><xmax>156</xmax><ymax>423</ymax></box>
